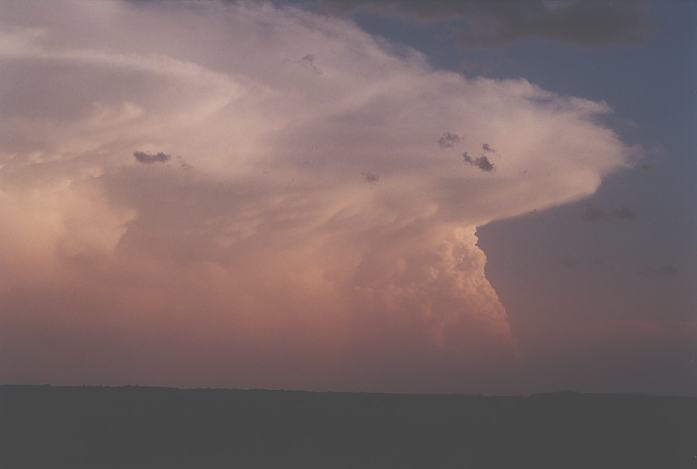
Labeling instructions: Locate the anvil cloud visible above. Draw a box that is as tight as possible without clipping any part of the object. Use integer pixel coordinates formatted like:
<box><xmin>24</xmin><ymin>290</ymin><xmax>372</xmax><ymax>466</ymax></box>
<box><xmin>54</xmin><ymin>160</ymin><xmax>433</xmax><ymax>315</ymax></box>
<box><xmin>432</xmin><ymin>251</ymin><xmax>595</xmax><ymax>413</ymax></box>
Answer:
<box><xmin>0</xmin><ymin>0</ymin><xmax>631</xmax><ymax>392</ymax></box>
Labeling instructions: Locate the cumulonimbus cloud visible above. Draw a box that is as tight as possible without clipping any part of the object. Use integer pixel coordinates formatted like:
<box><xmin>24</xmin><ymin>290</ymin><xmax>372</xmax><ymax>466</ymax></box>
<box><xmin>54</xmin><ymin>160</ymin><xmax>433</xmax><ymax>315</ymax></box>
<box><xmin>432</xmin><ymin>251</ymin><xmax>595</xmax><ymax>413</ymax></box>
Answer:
<box><xmin>0</xmin><ymin>0</ymin><xmax>633</xmax><ymax>391</ymax></box>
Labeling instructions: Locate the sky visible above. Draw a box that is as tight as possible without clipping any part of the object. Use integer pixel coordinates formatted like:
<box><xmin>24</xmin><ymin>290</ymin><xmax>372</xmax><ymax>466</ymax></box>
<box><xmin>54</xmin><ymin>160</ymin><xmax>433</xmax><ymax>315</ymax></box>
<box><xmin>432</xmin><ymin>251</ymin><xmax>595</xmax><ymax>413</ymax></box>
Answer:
<box><xmin>0</xmin><ymin>0</ymin><xmax>694</xmax><ymax>395</ymax></box>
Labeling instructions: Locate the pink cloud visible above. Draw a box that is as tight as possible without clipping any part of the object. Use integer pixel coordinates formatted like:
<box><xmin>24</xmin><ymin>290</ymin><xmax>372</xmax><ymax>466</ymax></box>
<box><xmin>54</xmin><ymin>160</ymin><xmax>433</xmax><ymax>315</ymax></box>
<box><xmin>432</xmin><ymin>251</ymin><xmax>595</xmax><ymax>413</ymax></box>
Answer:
<box><xmin>0</xmin><ymin>0</ymin><xmax>632</xmax><ymax>392</ymax></box>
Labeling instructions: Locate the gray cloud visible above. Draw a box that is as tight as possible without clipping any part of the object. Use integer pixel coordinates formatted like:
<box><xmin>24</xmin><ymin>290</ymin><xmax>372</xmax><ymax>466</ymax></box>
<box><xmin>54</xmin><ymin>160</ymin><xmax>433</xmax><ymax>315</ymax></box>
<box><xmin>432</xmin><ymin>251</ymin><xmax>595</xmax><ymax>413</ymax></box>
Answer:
<box><xmin>309</xmin><ymin>0</ymin><xmax>649</xmax><ymax>46</ymax></box>
<box><xmin>133</xmin><ymin>151</ymin><xmax>171</xmax><ymax>164</ymax></box>
<box><xmin>475</xmin><ymin>156</ymin><xmax>495</xmax><ymax>172</ymax></box>
<box><xmin>438</xmin><ymin>132</ymin><xmax>461</xmax><ymax>149</ymax></box>
<box><xmin>462</xmin><ymin>152</ymin><xmax>495</xmax><ymax>172</ymax></box>
<box><xmin>361</xmin><ymin>171</ymin><xmax>380</xmax><ymax>183</ymax></box>
<box><xmin>482</xmin><ymin>143</ymin><xmax>494</xmax><ymax>152</ymax></box>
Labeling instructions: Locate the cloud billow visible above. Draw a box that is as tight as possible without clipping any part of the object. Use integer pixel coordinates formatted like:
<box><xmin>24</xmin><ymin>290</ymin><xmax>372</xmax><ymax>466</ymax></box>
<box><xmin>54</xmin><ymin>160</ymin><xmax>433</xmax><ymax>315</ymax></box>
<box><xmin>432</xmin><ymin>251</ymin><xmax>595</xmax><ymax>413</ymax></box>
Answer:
<box><xmin>0</xmin><ymin>0</ymin><xmax>631</xmax><ymax>392</ymax></box>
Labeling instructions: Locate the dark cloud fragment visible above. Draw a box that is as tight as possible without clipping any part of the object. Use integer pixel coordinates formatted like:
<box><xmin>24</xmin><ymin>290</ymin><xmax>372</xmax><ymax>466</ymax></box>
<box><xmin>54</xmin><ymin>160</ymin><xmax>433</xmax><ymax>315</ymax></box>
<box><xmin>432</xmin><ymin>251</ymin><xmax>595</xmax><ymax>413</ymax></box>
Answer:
<box><xmin>482</xmin><ymin>143</ymin><xmax>494</xmax><ymax>152</ymax></box>
<box><xmin>474</xmin><ymin>156</ymin><xmax>495</xmax><ymax>172</ymax></box>
<box><xmin>438</xmin><ymin>132</ymin><xmax>461</xmax><ymax>149</ymax></box>
<box><xmin>133</xmin><ymin>151</ymin><xmax>171</xmax><ymax>164</ymax></box>
<box><xmin>463</xmin><ymin>152</ymin><xmax>494</xmax><ymax>172</ymax></box>
<box><xmin>361</xmin><ymin>171</ymin><xmax>380</xmax><ymax>183</ymax></box>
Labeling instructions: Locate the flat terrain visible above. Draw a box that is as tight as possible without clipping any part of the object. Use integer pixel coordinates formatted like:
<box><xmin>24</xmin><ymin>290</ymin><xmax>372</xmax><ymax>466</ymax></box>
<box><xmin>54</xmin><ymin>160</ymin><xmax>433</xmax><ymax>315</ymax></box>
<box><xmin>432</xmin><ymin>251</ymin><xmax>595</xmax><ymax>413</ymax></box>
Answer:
<box><xmin>0</xmin><ymin>385</ymin><xmax>695</xmax><ymax>468</ymax></box>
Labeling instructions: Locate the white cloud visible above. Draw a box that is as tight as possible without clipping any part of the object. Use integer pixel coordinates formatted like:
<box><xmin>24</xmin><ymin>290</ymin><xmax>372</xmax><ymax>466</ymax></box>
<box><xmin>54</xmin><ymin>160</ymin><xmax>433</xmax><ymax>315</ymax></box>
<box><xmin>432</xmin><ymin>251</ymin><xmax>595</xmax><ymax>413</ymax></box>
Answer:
<box><xmin>0</xmin><ymin>0</ymin><xmax>632</xmax><ymax>391</ymax></box>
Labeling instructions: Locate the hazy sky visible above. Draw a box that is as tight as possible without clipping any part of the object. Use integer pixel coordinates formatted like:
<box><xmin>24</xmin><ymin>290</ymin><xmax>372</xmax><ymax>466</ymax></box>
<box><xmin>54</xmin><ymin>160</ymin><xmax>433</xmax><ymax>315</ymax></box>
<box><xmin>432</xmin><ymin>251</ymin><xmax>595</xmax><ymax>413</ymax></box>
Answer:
<box><xmin>0</xmin><ymin>0</ymin><xmax>694</xmax><ymax>395</ymax></box>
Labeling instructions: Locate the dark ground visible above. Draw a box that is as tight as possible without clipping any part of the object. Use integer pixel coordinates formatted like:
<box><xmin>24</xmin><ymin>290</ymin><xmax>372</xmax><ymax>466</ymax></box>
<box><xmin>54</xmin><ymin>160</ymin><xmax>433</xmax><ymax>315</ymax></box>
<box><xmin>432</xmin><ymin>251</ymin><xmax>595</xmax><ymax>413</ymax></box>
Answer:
<box><xmin>0</xmin><ymin>385</ymin><xmax>695</xmax><ymax>468</ymax></box>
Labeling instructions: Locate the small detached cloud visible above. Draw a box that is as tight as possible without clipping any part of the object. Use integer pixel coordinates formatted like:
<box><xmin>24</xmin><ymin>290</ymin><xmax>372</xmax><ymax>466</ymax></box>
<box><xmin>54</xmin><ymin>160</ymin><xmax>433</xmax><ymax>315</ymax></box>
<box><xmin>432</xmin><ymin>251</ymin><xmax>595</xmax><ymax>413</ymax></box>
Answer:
<box><xmin>361</xmin><ymin>171</ymin><xmax>380</xmax><ymax>183</ymax></box>
<box><xmin>438</xmin><ymin>132</ymin><xmax>461</xmax><ymax>149</ymax></box>
<box><xmin>133</xmin><ymin>151</ymin><xmax>171</xmax><ymax>164</ymax></box>
<box><xmin>482</xmin><ymin>143</ymin><xmax>495</xmax><ymax>152</ymax></box>
<box><xmin>463</xmin><ymin>152</ymin><xmax>495</xmax><ymax>172</ymax></box>
<box><xmin>474</xmin><ymin>156</ymin><xmax>495</xmax><ymax>172</ymax></box>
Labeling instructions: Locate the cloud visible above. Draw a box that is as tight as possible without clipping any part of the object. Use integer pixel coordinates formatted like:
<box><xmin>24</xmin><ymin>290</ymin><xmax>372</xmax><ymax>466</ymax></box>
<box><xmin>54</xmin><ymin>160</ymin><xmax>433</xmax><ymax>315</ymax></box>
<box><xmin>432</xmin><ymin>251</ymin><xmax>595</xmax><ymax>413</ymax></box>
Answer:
<box><xmin>482</xmin><ymin>143</ymin><xmax>494</xmax><ymax>152</ymax></box>
<box><xmin>0</xmin><ymin>0</ymin><xmax>631</xmax><ymax>391</ymax></box>
<box><xmin>581</xmin><ymin>205</ymin><xmax>637</xmax><ymax>222</ymax></box>
<box><xmin>438</xmin><ymin>132</ymin><xmax>461</xmax><ymax>149</ymax></box>
<box><xmin>133</xmin><ymin>151</ymin><xmax>171</xmax><ymax>164</ymax></box>
<box><xmin>309</xmin><ymin>0</ymin><xmax>650</xmax><ymax>46</ymax></box>
<box><xmin>462</xmin><ymin>152</ymin><xmax>494</xmax><ymax>172</ymax></box>
<box><xmin>474</xmin><ymin>156</ymin><xmax>494</xmax><ymax>172</ymax></box>
<box><xmin>361</xmin><ymin>171</ymin><xmax>380</xmax><ymax>183</ymax></box>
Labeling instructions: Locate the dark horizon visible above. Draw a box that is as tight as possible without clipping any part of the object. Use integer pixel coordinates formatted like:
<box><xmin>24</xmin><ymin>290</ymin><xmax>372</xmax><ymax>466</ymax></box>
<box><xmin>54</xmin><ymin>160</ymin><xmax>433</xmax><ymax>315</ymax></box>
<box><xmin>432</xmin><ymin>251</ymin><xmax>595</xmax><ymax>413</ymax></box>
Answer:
<box><xmin>2</xmin><ymin>383</ymin><xmax>695</xmax><ymax>400</ymax></box>
<box><xmin>2</xmin><ymin>384</ymin><xmax>695</xmax><ymax>468</ymax></box>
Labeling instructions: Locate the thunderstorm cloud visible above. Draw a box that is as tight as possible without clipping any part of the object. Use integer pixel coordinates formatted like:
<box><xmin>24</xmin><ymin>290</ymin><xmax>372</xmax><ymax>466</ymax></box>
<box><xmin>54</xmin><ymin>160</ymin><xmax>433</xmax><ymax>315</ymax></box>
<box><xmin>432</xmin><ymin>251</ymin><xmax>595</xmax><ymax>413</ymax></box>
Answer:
<box><xmin>0</xmin><ymin>0</ymin><xmax>631</xmax><ymax>392</ymax></box>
